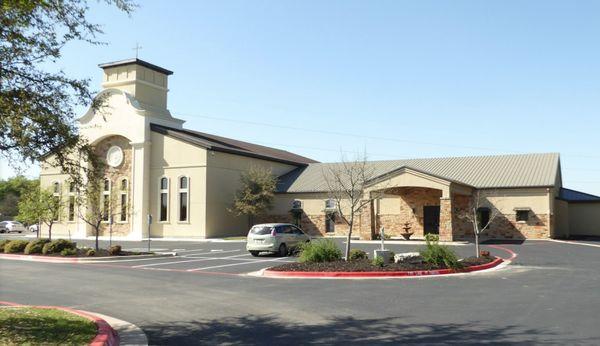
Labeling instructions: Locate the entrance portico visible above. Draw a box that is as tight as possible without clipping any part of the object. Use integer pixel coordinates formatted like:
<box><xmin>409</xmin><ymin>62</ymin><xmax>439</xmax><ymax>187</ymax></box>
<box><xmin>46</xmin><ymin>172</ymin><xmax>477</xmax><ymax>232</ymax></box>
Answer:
<box><xmin>360</xmin><ymin>167</ymin><xmax>473</xmax><ymax>241</ymax></box>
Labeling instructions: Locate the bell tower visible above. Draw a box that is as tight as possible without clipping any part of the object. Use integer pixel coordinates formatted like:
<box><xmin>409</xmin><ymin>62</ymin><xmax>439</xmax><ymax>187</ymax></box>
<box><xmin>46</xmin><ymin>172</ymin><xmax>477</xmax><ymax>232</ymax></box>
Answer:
<box><xmin>98</xmin><ymin>58</ymin><xmax>173</xmax><ymax>111</ymax></box>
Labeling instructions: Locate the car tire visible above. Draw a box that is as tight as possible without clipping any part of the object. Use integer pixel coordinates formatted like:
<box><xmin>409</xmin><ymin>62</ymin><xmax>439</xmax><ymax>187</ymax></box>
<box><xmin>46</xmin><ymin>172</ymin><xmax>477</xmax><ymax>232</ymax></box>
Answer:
<box><xmin>249</xmin><ymin>251</ymin><xmax>260</xmax><ymax>257</ymax></box>
<box><xmin>278</xmin><ymin>244</ymin><xmax>288</xmax><ymax>257</ymax></box>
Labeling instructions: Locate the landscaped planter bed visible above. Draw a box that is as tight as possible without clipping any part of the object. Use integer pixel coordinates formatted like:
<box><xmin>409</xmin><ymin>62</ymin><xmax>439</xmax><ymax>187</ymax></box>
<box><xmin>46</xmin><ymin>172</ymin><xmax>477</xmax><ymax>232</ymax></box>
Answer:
<box><xmin>21</xmin><ymin>248</ymin><xmax>151</xmax><ymax>257</ymax></box>
<box><xmin>269</xmin><ymin>256</ymin><xmax>496</xmax><ymax>272</ymax></box>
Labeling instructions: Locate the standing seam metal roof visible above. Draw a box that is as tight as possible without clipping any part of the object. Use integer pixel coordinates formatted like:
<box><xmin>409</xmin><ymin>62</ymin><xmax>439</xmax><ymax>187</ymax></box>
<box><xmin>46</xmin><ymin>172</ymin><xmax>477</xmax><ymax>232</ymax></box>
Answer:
<box><xmin>276</xmin><ymin>153</ymin><xmax>561</xmax><ymax>193</ymax></box>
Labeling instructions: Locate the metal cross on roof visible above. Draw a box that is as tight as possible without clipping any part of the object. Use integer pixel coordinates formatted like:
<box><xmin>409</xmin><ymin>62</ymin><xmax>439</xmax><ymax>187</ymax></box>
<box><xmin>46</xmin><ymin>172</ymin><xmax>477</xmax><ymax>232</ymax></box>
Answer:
<box><xmin>132</xmin><ymin>42</ymin><xmax>143</xmax><ymax>58</ymax></box>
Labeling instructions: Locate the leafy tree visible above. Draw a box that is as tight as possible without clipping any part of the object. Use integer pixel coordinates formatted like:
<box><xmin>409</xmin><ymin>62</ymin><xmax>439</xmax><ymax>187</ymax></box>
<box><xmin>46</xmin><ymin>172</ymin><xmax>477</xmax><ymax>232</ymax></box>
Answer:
<box><xmin>0</xmin><ymin>0</ymin><xmax>135</xmax><ymax>182</ymax></box>
<box><xmin>17</xmin><ymin>188</ymin><xmax>62</xmax><ymax>240</ymax></box>
<box><xmin>230</xmin><ymin>166</ymin><xmax>278</xmax><ymax>227</ymax></box>
<box><xmin>0</xmin><ymin>176</ymin><xmax>39</xmax><ymax>220</ymax></box>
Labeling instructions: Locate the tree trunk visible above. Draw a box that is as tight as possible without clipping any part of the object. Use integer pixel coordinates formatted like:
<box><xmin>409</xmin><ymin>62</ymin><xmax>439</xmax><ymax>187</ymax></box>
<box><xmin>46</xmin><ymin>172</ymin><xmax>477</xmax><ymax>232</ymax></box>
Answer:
<box><xmin>95</xmin><ymin>227</ymin><xmax>99</xmax><ymax>251</ymax></box>
<box><xmin>345</xmin><ymin>224</ymin><xmax>352</xmax><ymax>261</ymax></box>
<box><xmin>475</xmin><ymin>231</ymin><xmax>480</xmax><ymax>258</ymax></box>
<box><xmin>48</xmin><ymin>224</ymin><xmax>52</xmax><ymax>241</ymax></box>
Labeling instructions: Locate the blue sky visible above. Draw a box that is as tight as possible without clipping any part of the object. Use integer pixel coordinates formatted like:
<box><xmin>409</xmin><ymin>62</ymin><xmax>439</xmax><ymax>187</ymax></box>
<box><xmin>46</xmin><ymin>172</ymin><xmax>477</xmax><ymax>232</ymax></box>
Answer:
<box><xmin>2</xmin><ymin>0</ymin><xmax>600</xmax><ymax>194</ymax></box>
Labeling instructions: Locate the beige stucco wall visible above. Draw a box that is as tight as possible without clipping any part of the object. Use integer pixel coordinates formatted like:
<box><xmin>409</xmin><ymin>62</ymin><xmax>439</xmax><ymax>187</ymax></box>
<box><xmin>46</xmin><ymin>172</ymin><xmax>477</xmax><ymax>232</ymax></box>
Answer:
<box><xmin>205</xmin><ymin>151</ymin><xmax>298</xmax><ymax>238</ymax></box>
<box><xmin>38</xmin><ymin>171</ymin><xmax>76</xmax><ymax>238</ymax></box>
<box><xmin>554</xmin><ymin>199</ymin><xmax>570</xmax><ymax>238</ymax></box>
<box><xmin>149</xmin><ymin>132</ymin><xmax>207</xmax><ymax>238</ymax></box>
<box><xmin>568</xmin><ymin>203</ymin><xmax>600</xmax><ymax>236</ymax></box>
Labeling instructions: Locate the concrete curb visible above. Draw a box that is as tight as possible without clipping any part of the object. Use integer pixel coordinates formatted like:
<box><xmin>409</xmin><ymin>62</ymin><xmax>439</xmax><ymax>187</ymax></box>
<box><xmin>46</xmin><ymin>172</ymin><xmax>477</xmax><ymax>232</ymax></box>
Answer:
<box><xmin>261</xmin><ymin>257</ymin><xmax>504</xmax><ymax>279</ymax></box>
<box><xmin>0</xmin><ymin>302</ymin><xmax>119</xmax><ymax>346</ymax></box>
<box><xmin>80</xmin><ymin>311</ymin><xmax>148</xmax><ymax>346</ymax></box>
<box><xmin>0</xmin><ymin>252</ymin><xmax>176</xmax><ymax>264</ymax></box>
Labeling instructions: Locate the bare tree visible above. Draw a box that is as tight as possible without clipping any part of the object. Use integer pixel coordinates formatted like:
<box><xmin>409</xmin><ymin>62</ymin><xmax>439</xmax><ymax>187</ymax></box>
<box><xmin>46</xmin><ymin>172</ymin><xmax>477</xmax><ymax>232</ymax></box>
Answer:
<box><xmin>459</xmin><ymin>190</ymin><xmax>503</xmax><ymax>257</ymax></box>
<box><xmin>323</xmin><ymin>153</ymin><xmax>382</xmax><ymax>261</ymax></box>
<box><xmin>76</xmin><ymin>173</ymin><xmax>118</xmax><ymax>251</ymax></box>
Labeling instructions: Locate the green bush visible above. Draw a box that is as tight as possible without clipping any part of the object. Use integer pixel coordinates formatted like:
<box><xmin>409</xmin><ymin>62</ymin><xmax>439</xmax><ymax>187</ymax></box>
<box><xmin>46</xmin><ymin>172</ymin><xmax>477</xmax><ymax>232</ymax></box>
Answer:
<box><xmin>86</xmin><ymin>249</ymin><xmax>96</xmax><ymax>257</ymax></box>
<box><xmin>0</xmin><ymin>239</ymin><xmax>10</xmax><ymax>252</ymax></box>
<box><xmin>60</xmin><ymin>248</ymin><xmax>77</xmax><ymax>256</ymax></box>
<box><xmin>298</xmin><ymin>239</ymin><xmax>342</xmax><ymax>263</ymax></box>
<box><xmin>372</xmin><ymin>256</ymin><xmax>385</xmax><ymax>267</ymax></box>
<box><xmin>108</xmin><ymin>245</ymin><xmax>122</xmax><ymax>256</ymax></box>
<box><xmin>419</xmin><ymin>234</ymin><xmax>460</xmax><ymax>269</ymax></box>
<box><xmin>24</xmin><ymin>239</ymin><xmax>50</xmax><ymax>255</ymax></box>
<box><xmin>348</xmin><ymin>249</ymin><xmax>368</xmax><ymax>261</ymax></box>
<box><xmin>42</xmin><ymin>239</ymin><xmax>76</xmax><ymax>255</ymax></box>
<box><xmin>4</xmin><ymin>240</ymin><xmax>29</xmax><ymax>254</ymax></box>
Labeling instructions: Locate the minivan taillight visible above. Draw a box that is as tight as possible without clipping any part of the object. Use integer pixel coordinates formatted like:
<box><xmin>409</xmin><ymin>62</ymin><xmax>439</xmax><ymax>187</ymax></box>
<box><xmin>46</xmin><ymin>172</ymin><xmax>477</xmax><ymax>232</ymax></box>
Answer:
<box><xmin>271</xmin><ymin>229</ymin><xmax>277</xmax><ymax>237</ymax></box>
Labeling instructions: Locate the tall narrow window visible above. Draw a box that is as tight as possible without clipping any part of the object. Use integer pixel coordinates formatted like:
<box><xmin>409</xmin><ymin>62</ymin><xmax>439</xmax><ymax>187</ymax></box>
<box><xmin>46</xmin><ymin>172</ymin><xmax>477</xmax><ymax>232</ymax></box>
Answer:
<box><xmin>68</xmin><ymin>182</ymin><xmax>75</xmax><ymax>222</ymax></box>
<box><xmin>178</xmin><ymin>176</ymin><xmax>189</xmax><ymax>222</ymax></box>
<box><xmin>159</xmin><ymin>177</ymin><xmax>169</xmax><ymax>222</ymax></box>
<box><xmin>52</xmin><ymin>182</ymin><xmax>60</xmax><ymax>222</ymax></box>
<box><xmin>102</xmin><ymin>179</ymin><xmax>110</xmax><ymax>222</ymax></box>
<box><xmin>120</xmin><ymin>179</ymin><xmax>128</xmax><ymax>222</ymax></box>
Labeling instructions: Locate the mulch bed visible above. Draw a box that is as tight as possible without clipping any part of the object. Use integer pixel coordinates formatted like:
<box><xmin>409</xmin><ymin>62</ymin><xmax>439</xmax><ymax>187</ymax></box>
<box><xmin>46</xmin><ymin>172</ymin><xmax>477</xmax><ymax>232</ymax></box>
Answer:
<box><xmin>269</xmin><ymin>256</ymin><xmax>496</xmax><ymax>272</ymax></box>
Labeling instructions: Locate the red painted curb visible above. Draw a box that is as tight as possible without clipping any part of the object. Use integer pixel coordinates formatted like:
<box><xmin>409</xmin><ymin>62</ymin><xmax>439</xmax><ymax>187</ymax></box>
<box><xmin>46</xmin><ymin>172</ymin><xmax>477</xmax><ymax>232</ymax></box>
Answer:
<box><xmin>263</xmin><ymin>257</ymin><xmax>504</xmax><ymax>278</ymax></box>
<box><xmin>0</xmin><ymin>253</ymin><xmax>81</xmax><ymax>263</ymax></box>
<box><xmin>0</xmin><ymin>302</ymin><xmax>119</xmax><ymax>346</ymax></box>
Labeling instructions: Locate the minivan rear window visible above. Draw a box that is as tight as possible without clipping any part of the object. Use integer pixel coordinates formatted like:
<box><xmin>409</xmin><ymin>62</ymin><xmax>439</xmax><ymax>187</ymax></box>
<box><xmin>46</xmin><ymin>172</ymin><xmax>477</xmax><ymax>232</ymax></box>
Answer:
<box><xmin>250</xmin><ymin>226</ymin><xmax>273</xmax><ymax>235</ymax></box>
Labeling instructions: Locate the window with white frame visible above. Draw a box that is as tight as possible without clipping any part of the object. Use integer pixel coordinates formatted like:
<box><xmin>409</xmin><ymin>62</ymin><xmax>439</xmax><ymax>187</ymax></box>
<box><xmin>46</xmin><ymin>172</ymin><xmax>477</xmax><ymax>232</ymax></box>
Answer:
<box><xmin>102</xmin><ymin>178</ymin><xmax>111</xmax><ymax>222</ymax></box>
<box><xmin>119</xmin><ymin>178</ymin><xmax>128</xmax><ymax>222</ymax></box>
<box><xmin>67</xmin><ymin>182</ymin><xmax>75</xmax><ymax>222</ymax></box>
<box><xmin>178</xmin><ymin>176</ymin><xmax>189</xmax><ymax>222</ymax></box>
<box><xmin>159</xmin><ymin>177</ymin><xmax>169</xmax><ymax>222</ymax></box>
<box><xmin>52</xmin><ymin>182</ymin><xmax>60</xmax><ymax>221</ymax></box>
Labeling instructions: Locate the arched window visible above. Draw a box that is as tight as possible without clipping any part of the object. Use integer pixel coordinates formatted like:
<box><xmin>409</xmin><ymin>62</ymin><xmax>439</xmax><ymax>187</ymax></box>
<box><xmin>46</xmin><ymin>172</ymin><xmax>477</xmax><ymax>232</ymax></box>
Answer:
<box><xmin>178</xmin><ymin>176</ymin><xmax>189</xmax><ymax>222</ymax></box>
<box><xmin>159</xmin><ymin>177</ymin><xmax>169</xmax><ymax>222</ymax></box>
<box><xmin>67</xmin><ymin>182</ymin><xmax>75</xmax><ymax>222</ymax></box>
<box><xmin>102</xmin><ymin>178</ymin><xmax>111</xmax><ymax>222</ymax></box>
<box><xmin>119</xmin><ymin>178</ymin><xmax>128</xmax><ymax>222</ymax></box>
<box><xmin>52</xmin><ymin>181</ymin><xmax>61</xmax><ymax>221</ymax></box>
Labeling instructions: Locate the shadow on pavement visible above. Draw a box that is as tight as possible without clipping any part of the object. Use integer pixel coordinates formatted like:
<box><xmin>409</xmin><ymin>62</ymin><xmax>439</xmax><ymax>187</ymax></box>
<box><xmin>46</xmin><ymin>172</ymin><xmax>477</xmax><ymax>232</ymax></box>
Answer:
<box><xmin>480</xmin><ymin>239</ymin><xmax>525</xmax><ymax>245</ymax></box>
<box><xmin>143</xmin><ymin>314</ymin><xmax>575</xmax><ymax>345</ymax></box>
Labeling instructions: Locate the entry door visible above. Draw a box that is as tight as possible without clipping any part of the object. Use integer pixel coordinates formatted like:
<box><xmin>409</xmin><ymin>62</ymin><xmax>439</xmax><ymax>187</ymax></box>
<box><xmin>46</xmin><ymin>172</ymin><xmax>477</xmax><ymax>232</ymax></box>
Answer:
<box><xmin>423</xmin><ymin>206</ymin><xmax>440</xmax><ymax>234</ymax></box>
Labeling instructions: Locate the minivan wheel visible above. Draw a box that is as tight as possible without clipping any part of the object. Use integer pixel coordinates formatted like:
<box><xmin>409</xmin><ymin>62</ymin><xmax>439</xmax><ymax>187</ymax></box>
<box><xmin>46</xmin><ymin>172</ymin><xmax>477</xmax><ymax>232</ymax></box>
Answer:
<box><xmin>249</xmin><ymin>251</ymin><xmax>260</xmax><ymax>257</ymax></box>
<box><xmin>278</xmin><ymin>244</ymin><xmax>288</xmax><ymax>257</ymax></box>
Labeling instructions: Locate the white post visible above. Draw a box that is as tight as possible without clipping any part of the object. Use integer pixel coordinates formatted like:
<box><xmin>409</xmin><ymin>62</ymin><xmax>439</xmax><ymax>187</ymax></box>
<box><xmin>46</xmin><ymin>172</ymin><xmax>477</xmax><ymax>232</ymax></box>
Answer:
<box><xmin>380</xmin><ymin>227</ymin><xmax>385</xmax><ymax>250</ymax></box>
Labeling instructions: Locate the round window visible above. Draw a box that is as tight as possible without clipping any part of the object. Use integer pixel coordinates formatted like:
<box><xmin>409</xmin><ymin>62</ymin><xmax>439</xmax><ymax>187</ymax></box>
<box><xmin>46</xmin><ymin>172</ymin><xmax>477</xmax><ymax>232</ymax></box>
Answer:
<box><xmin>106</xmin><ymin>146</ymin><xmax>124</xmax><ymax>167</ymax></box>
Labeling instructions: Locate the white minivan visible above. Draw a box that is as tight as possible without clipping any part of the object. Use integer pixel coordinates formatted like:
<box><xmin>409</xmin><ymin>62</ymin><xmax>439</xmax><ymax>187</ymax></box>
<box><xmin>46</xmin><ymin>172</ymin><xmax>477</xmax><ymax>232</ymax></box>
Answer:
<box><xmin>246</xmin><ymin>223</ymin><xmax>310</xmax><ymax>257</ymax></box>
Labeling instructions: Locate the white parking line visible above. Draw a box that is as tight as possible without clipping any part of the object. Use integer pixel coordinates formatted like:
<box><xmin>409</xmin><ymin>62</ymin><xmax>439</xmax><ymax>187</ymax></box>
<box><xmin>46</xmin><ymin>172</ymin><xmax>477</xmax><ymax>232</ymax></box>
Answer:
<box><xmin>131</xmin><ymin>250</ymin><xmax>240</xmax><ymax>268</ymax></box>
<box><xmin>187</xmin><ymin>257</ymin><xmax>289</xmax><ymax>272</ymax></box>
<box><xmin>171</xmin><ymin>248</ymin><xmax>205</xmax><ymax>253</ymax></box>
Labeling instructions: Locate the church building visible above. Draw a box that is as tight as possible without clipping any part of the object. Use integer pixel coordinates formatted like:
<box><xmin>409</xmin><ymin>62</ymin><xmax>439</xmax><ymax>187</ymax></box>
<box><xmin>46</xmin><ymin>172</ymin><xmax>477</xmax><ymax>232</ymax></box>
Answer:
<box><xmin>39</xmin><ymin>59</ymin><xmax>600</xmax><ymax>241</ymax></box>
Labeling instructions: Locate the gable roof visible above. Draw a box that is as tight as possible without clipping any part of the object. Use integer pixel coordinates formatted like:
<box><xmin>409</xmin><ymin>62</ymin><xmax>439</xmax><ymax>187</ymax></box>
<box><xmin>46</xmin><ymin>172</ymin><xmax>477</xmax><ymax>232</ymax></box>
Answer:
<box><xmin>558</xmin><ymin>188</ymin><xmax>600</xmax><ymax>203</ymax></box>
<box><xmin>277</xmin><ymin>153</ymin><xmax>561</xmax><ymax>193</ymax></box>
<box><xmin>150</xmin><ymin>123</ymin><xmax>318</xmax><ymax>166</ymax></box>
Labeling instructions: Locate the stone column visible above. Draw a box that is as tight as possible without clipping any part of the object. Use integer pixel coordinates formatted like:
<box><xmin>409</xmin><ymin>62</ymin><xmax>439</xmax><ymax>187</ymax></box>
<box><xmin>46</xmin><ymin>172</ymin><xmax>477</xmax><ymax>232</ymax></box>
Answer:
<box><xmin>439</xmin><ymin>197</ymin><xmax>454</xmax><ymax>241</ymax></box>
<box><xmin>358</xmin><ymin>200</ymin><xmax>375</xmax><ymax>240</ymax></box>
<box><xmin>129</xmin><ymin>141</ymin><xmax>151</xmax><ymax>240</ymax></box>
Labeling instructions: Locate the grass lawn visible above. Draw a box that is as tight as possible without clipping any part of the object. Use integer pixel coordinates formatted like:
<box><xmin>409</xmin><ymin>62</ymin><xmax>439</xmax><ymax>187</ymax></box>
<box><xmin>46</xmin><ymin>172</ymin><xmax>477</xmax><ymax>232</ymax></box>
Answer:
<box><xmin>0</xmin><ymin>307</ymin><xmax>97</xmax><ymax>345</ymax></box>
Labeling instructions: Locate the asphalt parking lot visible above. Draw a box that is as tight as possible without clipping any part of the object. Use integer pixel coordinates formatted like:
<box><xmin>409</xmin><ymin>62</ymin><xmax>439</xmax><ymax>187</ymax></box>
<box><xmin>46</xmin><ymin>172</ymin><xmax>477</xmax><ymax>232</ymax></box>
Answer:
<box><xmin>1</xmin><ymin>235</ymin><xmax>599</xmax><ymax>345</ymax></box>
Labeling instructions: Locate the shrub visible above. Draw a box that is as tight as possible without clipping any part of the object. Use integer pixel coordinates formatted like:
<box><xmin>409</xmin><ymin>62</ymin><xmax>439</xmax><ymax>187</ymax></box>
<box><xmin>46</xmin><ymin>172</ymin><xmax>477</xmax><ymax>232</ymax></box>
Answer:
<box><xmin>4</xmin><ymin>240</ymin><xmax>29</xmax><ymax>254</ymax></box>
<box><xmin>42</xmin><ymin>239</ymin><xmax>76</xmax><ymax>255</ymax></box>
<box><xmin>419</xmin><ymin>234</ymin><xmax>461</xmax><ymax>269</ymax></box>
<box><xmin>24</xmin><ymin>239</ymin><xmax>50</xmax><ymax>255</ymax></box>
<box><xmin>348</xmin><ymin>249</ymin><xmax>368</xmax><ymax>261</ymax></box>
<box><xmin>372</xmin><ymin>256</ymin><xmax>385</xmax><ymax>267</ymax></box>
<box><xmin>60</xmin><ymin>248</ymin><xmax>77</xmax><ymax>256</ymax></box>
<box><xmin>108</xmin><ymin>245</ymin><xmax>122</xmax><ymax>256</ymax></box>
<box><xmin>86</xmin><ymin>249</ymin><xmax>96</xmax><ymax>257</ymax></box>
<box><xmin>0</xmin><ymin>239</ymin><xmax>10</xmax><ymax>252</ymax></box>
<box><xmin>298</xmin><ymin>239</ymin><xmax>342</xmax><ymax>263</ymax></box>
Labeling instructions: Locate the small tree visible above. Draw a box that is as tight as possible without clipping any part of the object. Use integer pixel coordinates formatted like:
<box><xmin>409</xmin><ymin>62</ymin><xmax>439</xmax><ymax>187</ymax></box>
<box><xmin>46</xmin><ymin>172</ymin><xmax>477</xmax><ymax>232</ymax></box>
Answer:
<box><xmin>76</xmin><ymin>175</ymin><xmax>117</xmax><ymax>251</ymax></box>
<box><xmin>459</xmin><ymin>190</ymin><xmax>503</xmax><ymax>257</ymax></box>
<box><xmin>230</xmin><ymin>166</ymin><xmax>277</xmax><ymax>227</ymax></box>
<box><xmin>17</xmin><ymin>188</ymin><xmax>62</xmax><ymax>240</ymax></box>
<box><xmin>323</xmin><ymin>153</ymin><xmax>381</xmax><ymax>261</ymax></box>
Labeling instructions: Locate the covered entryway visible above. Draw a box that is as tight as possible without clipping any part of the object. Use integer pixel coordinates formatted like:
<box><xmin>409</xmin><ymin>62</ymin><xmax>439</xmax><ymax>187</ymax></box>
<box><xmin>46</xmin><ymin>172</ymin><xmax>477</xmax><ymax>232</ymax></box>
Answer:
<box><xmin>423</xmin><ymin>206</ymin><xmax>440</xmax><ymax>234</ymax></box>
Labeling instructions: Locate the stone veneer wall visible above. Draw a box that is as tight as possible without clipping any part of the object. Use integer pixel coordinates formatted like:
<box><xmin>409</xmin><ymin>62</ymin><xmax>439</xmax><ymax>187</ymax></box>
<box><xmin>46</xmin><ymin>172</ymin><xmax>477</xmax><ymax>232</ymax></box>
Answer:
<box><xmin>93</xmin><ymin>135</ymin><xmax>132</xmax><ymax>237</ymax></box>
<box><xmin>382</xmin><ymin>187</ymin><xmax>443</xmax><ymax>238</ymax></box>
<box><xmin>256</xmin><ymin>212</ymin><xmax>350</xmax><ymax>237</ymax></box>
